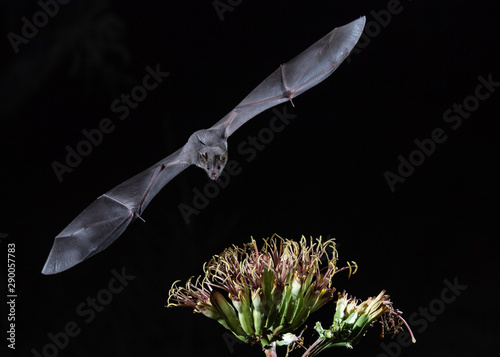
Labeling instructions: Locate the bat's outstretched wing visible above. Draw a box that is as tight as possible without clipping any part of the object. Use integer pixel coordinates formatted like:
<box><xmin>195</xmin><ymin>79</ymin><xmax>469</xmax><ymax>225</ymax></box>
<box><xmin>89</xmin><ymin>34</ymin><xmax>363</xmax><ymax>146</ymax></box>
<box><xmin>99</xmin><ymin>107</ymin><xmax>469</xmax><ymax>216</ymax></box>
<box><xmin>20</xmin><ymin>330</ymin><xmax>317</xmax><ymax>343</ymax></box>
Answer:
<box><xmin>212</xmin><ymin>17</ymin><xmax>366</xmax><ymax>137</ymax></box>
<box><xmin>42</xmin><ymin>149</ymin><xmax>190</xmax><ymax>274</ymax></box>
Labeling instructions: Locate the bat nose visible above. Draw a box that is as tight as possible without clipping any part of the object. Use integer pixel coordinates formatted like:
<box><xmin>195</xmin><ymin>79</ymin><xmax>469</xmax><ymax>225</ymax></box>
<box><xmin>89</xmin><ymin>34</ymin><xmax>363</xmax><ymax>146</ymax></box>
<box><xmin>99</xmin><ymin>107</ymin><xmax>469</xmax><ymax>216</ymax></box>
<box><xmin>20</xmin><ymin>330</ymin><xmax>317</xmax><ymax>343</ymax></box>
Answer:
<box><xmin>210</xmin><ymin>172</ymin><xmax>218</xmax><ymax>180</ymax></box>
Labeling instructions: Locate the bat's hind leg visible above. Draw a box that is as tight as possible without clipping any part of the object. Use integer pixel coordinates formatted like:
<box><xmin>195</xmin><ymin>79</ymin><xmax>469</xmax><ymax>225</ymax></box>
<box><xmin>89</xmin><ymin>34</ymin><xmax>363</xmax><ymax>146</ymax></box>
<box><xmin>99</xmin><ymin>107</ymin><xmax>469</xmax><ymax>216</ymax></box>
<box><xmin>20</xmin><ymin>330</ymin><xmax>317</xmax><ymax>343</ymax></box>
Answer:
<box><xmin>280</xmin><ymin>64</ymin><xmax>296</xmax><ymax>107</ymax></box>
<box><xmin>101</xmin><ymin>194</ymin><xmax>144</xmax><ymax>221</ymax></box>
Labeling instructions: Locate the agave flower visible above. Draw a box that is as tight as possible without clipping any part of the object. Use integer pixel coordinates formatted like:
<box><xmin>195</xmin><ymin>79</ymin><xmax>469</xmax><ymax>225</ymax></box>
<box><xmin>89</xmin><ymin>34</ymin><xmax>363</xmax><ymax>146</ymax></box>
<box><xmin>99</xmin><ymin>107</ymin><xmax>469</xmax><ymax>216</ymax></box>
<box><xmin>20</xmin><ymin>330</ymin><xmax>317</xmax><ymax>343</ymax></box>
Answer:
<box><xmin>304</xmin><ymin>290</ymin><xmax>416</xmax><ymax>356</ymax></box>
<box><xmin>168</xmin><ymin>235</ymin><xmax>352</xmax><ymax>356</ymax></box>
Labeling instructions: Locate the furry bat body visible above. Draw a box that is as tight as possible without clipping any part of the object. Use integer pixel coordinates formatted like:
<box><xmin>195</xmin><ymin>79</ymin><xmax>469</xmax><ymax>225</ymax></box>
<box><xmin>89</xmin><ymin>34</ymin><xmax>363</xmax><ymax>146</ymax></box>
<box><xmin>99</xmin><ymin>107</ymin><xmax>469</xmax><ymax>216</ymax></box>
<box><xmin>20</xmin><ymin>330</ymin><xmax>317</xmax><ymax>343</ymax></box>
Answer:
<box><xmin>42</xmin><ymin>17</ymin><xmax>366</xmax><ymax>275</ymax></box>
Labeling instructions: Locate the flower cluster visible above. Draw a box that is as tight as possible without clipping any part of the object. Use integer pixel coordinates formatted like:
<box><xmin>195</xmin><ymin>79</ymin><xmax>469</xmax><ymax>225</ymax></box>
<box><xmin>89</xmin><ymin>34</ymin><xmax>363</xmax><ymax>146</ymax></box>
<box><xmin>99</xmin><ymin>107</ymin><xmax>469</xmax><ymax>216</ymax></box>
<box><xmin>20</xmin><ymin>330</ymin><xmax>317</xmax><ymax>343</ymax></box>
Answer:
<box><xmin>306</xmin><ymin>291</ymin><xmax>416</xmax><ymax>356</ymax></box>
<box><xmin>167</xmin><ymin>234</ymin><xmax>414</xmax><ymax>357</ymax></box>
<box><xmin>167</xmin><ymin>235</ymin><xmax>349</xmax><ymax>348</ymax></box>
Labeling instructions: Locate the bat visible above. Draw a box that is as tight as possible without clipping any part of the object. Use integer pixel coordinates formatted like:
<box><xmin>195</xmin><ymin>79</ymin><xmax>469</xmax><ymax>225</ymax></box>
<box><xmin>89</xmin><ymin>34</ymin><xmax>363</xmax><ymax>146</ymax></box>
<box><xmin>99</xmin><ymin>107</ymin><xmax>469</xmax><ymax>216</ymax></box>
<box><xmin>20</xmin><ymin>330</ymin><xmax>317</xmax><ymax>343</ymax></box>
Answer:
<box><xmin>42</xmin><ymin>16</ymin><xmax>366</xmax><ymax>275</ymax></box>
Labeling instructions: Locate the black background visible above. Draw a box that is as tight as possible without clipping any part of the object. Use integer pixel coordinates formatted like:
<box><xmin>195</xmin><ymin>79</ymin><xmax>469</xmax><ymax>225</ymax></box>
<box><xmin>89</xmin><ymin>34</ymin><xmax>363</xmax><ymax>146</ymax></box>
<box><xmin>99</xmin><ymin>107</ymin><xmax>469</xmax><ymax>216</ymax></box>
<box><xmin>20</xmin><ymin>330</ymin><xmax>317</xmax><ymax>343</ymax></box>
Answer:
<box><xmin>1</xmin><ymin>1</ymin><xmax>499</xmax><ymax>356</ymax></box>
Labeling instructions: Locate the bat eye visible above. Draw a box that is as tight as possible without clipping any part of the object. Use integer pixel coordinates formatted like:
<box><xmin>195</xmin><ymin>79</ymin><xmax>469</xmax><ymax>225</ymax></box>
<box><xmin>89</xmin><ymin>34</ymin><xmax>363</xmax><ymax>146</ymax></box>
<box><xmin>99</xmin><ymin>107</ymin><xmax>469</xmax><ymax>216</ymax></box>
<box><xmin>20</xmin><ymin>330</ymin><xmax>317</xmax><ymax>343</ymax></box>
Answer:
<box><xmin>207</xmin><ymin>165</ymin><xmax>210</xmax><ymax>170</ymax></box>
<box><xmin>217</xmin><ymin>165</ymin><xmax>221</xmax><ymax>170</ymax></box>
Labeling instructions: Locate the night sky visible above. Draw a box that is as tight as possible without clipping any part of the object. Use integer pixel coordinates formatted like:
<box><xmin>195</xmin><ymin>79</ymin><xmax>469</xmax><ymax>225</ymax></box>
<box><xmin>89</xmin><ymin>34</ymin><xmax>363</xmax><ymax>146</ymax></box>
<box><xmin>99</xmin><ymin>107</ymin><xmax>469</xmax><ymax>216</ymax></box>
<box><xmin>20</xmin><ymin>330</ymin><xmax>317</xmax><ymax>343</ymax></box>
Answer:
<box><xmin>1</xmin><ymin>1</ymin><xmax>499</xmax><ymax>356</ymax></box>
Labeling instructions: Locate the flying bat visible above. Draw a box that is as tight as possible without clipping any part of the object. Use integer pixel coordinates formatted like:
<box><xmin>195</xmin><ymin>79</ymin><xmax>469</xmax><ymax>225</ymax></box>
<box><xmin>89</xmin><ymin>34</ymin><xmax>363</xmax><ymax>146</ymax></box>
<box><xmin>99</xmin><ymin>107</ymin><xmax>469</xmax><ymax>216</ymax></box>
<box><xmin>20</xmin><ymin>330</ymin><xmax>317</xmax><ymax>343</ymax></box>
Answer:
<box><xmin>42</xmin><ymin>16</ymin><xmax>366</xmax><ymax>275</ymax></box>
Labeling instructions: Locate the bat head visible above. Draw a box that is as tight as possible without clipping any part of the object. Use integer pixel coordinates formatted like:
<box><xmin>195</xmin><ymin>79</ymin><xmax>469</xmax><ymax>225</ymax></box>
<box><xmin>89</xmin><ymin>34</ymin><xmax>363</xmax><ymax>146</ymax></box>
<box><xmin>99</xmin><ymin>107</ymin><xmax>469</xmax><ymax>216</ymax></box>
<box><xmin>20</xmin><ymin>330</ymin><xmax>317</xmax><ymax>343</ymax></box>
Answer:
<box><xmin>199</xmin><ymin>148</ymin><xmax>228</xmax><ymax>180</ymax></box>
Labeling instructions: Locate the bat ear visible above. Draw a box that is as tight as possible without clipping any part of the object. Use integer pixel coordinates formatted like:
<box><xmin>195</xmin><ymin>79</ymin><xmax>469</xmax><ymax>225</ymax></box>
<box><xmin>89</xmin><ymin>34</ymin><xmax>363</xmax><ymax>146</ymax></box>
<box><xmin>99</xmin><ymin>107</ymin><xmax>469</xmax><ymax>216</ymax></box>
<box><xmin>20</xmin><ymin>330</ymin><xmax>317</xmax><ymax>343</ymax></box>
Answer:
<box><xmin>199</xmin><ymin>152</ymin><xmax>208</xmax><ymax>161</ymax></box>
<box><xmin>219</xmin><ymin>153</ymin><xmax>227</xmax><ymax>163</ymax></box>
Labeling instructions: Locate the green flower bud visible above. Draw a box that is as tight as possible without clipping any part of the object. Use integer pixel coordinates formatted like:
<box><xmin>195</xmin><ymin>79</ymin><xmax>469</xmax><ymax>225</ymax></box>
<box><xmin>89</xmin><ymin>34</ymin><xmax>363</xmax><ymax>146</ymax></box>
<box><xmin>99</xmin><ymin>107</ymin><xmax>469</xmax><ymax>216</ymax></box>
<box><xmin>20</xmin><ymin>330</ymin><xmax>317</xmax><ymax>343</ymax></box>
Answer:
<box><xmin>308</xmin><ymin>291</ymin><xmax>416</xmax><ymax>357</ymax></box>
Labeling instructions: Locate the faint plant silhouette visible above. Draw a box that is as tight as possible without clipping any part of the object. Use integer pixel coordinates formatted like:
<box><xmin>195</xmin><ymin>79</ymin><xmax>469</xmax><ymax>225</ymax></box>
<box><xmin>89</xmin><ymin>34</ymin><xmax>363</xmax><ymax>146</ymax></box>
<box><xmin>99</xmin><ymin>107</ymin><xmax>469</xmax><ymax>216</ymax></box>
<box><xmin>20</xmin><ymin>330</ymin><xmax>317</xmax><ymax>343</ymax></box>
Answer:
<box><xmin>59</xmin><ymin>1</ymin><xmax>132</xmax><ymax>92</ymax></box>
<box><xmin>0</xmin><ymin>0</ymin><xmax>132</xmax><ymax>118</ymax></box>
